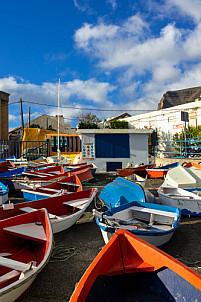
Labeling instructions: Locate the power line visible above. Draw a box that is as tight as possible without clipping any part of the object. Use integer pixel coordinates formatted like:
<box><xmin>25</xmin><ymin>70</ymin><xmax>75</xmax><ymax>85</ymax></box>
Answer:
<box><xmin>22</xmin><ymin>100</ymin><xmax>155</xmax><ymax>112</ymax></box>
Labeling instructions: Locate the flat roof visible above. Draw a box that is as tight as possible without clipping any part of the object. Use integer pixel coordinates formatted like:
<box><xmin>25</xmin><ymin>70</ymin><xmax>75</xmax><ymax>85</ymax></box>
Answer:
<box><xmin>77</xmin><ymin>129</ymin><xmax>153</xmax><ymax>134</ymax></box>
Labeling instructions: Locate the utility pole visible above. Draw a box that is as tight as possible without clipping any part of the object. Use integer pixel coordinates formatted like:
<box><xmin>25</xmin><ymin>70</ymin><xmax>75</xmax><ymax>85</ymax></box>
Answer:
<box><xmin>57</xmin><ymin>79</ymin><xmax>61</xmax><ymax>160</ymax></box>
<box><xmin>28</xmin><ymin>107</ymin><xmax>31</xmax><ymax>128</ymax></box>
<box><xmin>20</xmin><ymin>98</ymin><xmax>24</xmax><ymax>131</ymax></box>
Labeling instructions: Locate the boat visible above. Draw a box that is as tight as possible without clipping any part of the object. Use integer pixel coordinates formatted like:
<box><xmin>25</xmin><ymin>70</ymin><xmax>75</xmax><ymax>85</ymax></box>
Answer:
<box><xmin>98</xmin><ymin>177</ymin><xmax>157</xmax><ymax>209</ymax></box>
<box><xmin>164</xmin><ymin>165</ymin><xmax>201</xmax><ymax>190</ymax></box>
<box><xmin>22</xmin><ymin>175</ymin><xmax>82</xmax><ymax>202</ymax></box>
<box><xmin>116</xmin><ymin>163</ymin><xmax>156</xmax><ymax>178</ymax></box>
<box><xmin>67</xmin><ymin>167</ymin><xmax>93</xmax><ymax>182</ymax></box>
<box><xmin>146</xmin><ymin>162</ymin><xmax>180</xmax><ymax>179</ymax></box>
<box><xmin>47</xmin><ymin>155</ymin><xmax>72</xmax><ymax>165</ymax></box>
<box><xmin>70</xmin><ymin>229</ymin><xmax>201</xmax><ymax>302</ymax></box>
<box><xmin>22</xmin><ymin>165</ymin><xmax>64</xmax><ymax>179</ymax></box>
<box><xmin>93</xmin><ymin>198</ymin><xmax>180</xmax><ymax>247</ymax></box>
<box><xmin>158</xmin><ymin>183</ymin><xmax>201</xmax><ymax>216</ymax></box>
<box><xmin>123</xmin><ymin>173</ymin><xmax>146</xmax><ymax>188</ymax></box>
<box><xmin>183</xmin><ymin>161</ymin><xmax>201</xmax><ymax>169</ymax></box>
<box><xmin>0</xmin><ymin>167</ymin><xmax>27</xmax><ymax>191</ymax></box>
<box><xmin>0</xmin><ymin>182</ymin><xmax>9</xmax><ymax>206</ymax></box>
<box><xmin>12</xmin><ymin>166</ymin><xmax>93</xmax><ymax>191</ymax></box>
<box><xmin>0</xmin><ymin>161</ymin><xmax>16</xmax><ymax>173</ymax></box>
<box><xmin>0</xmin><ymin>189</ymin><xmax>98</xmax><ymax>234</ymax></box>
<box><xmin>0</xmin><ymin>208</ymin><xmax>53</xmax><ymax>302</ymax></box>
<box><xmin>64</xmin><ymin>163</ymin><xmax>97</xmax><ymax>175</ymax></box>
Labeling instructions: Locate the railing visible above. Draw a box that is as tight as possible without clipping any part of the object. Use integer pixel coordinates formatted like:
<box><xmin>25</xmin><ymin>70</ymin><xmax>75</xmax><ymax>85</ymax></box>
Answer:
<box><xmin>149</xmin><ymin>136</ymin><xmax>201</xmax><ymax>158</ymax></box>
<box><xmin>0</xmin><ymin>140</ymin><xmax>49</xmax><ymax>161</ymax></box>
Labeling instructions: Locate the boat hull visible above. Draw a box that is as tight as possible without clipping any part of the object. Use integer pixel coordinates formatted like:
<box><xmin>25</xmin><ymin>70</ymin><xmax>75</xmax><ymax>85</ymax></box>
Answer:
<box><xmin>158</xmin><ymin>189</ymin><xmax>201</xmax><ymax>216</ymax></box>
<box><xmin>70</xmin><ymin>229</ymin><xmax>201</xmax><ymax>302</ymax></box>
<box><xmin>0</xmin><ymin>209</ymin><xmax>53</xmax><ymax>302</ymax></box>
<box><xmin>100</xmin><ymin>226</ymin><xmax>175</xmax><ymax>247</ymax></box>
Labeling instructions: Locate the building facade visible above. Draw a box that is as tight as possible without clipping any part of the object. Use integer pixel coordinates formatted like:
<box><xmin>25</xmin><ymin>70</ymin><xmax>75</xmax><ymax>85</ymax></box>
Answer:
<box><xmin>122</xmin><ymin>99</ymin><xmax>201</xmax><ymax>140</ymax></box>
<box><xmin>77</xmin><ymin>129</ymin><xmax>152</xmax><ymax>172</ymax></box>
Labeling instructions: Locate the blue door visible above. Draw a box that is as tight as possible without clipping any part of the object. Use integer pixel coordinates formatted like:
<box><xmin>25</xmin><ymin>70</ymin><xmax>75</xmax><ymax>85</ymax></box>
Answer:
<box><xmin>107</xmin><ymin>162</ymin><xmax>122</xmax><ymax>172</ymax></box>
<box><xmin>95</xmin><ymin>134</ymin><xmax>130</xmax><ymax>158</ymax></box>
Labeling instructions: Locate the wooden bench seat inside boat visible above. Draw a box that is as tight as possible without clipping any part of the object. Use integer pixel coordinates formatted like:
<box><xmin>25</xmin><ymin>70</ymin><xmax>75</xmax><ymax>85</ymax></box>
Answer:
<box><xmin>0</xmin><ymin>256</ymin><xmax>35</xmax><ymax>272</ymax></box>
<box><xmin>57</xmin><ymin>182</ymin><xmax>80</xmax><ymax>186</ymax></box>
<box><xmin>19</xmin><ymin>206</ymin><xmax>62</xmax><ymax>220</ymax></box>
<box><xmin>128</xmin><ymin>206</ymin><xmax>177</xmax><ymax>226</ymax></box>
<box><xmin>63</xmin><ymin>198</ymin><xmax>89</xmax><ymax>209</ymax></box>
<box><xmin>3</xmin><ymin>222</ymin><xmax>47</xmax><ymax>243</ymax></box>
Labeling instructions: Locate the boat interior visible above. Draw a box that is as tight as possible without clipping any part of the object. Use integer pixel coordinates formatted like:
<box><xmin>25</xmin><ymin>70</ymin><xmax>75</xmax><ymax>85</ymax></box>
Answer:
<box><xmin>84</xmin><ymin>268</ymin><xmax>201</xmax><ymax>302</ymax></box>
<box><xmin>0</xmin><ymin>220</ymin><xmax>47</xmax><ymax>289</ymax></box>
<box><xmin>107</xmin><ymin>205</ymin><xmax>178</xmax><ymax>231</ymax></box>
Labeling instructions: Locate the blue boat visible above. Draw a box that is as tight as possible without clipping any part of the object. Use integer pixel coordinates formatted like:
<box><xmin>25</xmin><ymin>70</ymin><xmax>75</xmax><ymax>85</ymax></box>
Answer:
<box><xmin>0</xmin><ymin>182</ymin><xmax>9</xmax><ymax>205</ymax></box>
<box><xmin>0</xmin><ymin>167</ymin><xmax>26</xmax><ymax>191</ymax></box>
<box><xmin>99</xmin><ymin>177</ymin><xmax>157</xmax><ymax>208</ymax></box>
<box><xmin>93</xmin><ymin>199</ymin><xmax>181</xmax><ymax>247</ymax></box>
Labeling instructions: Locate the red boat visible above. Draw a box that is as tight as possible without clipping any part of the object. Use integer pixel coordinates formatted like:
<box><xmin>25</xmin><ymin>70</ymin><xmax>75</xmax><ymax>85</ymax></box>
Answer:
<box><xmin>0</xmin><ymin>161</ymin><xmax>16</xmax><ymax>173</ymax></box>
<box><xmin>117</xmin><ymin>164</ymin><xmax>156</xmax><ymax>178</ymax></box>
<box><xmin>183</xmin><ymin>162</ymin><xmax>201</xmax><ymax>169</ymax></box>
<box><xmin>0</xmin><ymin>208</ymin><xmax>53</xmax><ymax>301</ymax></box>
<box><xmin>22</xmin><ymin>174</ymin><xmax>82</xmax><ymax>201</ymax></box>
<box><xmin>22</xmin><ymin>165</ymin><xmax>64</xmax><ymax>178</ymax></box>
<box><xmin>70</xmin><ymin>229</ymin><xmax>201</xmax><ymax>302</ymax></box>
<box><xmin>12</xmin><ymin>166</ymin><xmax>93</xmax><ymax>191</ymax></box>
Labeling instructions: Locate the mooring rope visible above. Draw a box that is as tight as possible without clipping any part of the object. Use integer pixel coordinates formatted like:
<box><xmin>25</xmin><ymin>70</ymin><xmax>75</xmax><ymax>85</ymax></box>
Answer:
<box><xmin>49</xmin><ymin>244</ymin><xmax>82</xmax><ymax>263</ymax></box>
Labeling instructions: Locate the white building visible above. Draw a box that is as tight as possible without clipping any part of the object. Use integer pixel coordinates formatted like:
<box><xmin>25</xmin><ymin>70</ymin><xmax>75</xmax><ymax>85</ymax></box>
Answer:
<box><xmin>122</xmin><ymin>98</ymin><xmax>201</xmax><ymax>140</ymax></box>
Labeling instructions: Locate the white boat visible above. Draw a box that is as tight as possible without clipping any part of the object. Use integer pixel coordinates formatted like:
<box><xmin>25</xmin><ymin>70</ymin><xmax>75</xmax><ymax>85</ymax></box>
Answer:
<box><xmin>158</xmin><ymin>183</ymin><xmax>201</xmax><ymax>216</ymax></box>
<box><xmin>0</xmin><ymin>208</ymin><xmax>53</xmax><ymax>302</ymax></box>
<box><xmin>47</xmin><ymin>156</ymin><xmax>72</xmax><ymax>165</ymax></box>
<box><xmin>164</xmin><ymin>165</ymin><xmax>201</xmax><ymax>190</ymax></box>
<box><xmin>124</xmin><ymin>173</ymin><xmax>146</xmax><ymax>188</ymax></box>
<box><xmin>93</xmin><ymin>199</ymin><xmax>180</xmax><ymax>247</ymax></box>
<box><xmin>1</xmin><ymin>189</ymin><xmax>98</xmax><ymax>234</ymax></box>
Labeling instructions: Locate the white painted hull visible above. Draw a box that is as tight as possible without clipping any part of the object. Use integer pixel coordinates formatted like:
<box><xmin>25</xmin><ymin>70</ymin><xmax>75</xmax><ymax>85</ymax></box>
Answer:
<box><xmin>51</xmin><ymin>195</ymin><xmax>95</xmax><ymax>234</ymax></box>
<box><xmin>0</xmin><ymin>193</ymin><xmax>8</xmax><ymax>205</ymax></box>
<box><xmin>100</xmin><ymin>225</ymin><xmax>174</xmax><ymax>247</ymax></box>
<box><xmin>158</xmin><ymin>190</ymin><xmax>201</xmax><ymax>216</ymax></box>
<box><xmin>12</xmin><ymin>180</ymin><xmax>51</xmax><ymax>191</ymax></box>
<box><xmin>0</xmin><ymin>273</ymin><xmax>37</xmax><ymax>302</ymax></box>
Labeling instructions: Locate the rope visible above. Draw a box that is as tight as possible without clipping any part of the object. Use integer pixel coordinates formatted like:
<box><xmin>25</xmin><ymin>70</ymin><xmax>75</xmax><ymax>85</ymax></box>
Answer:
<box><xmin>49</xmin><ymin>244</ymin><xmax>82</xmax><ymax>263</ymax></box>
<box><xmin>94</xmin><ymin>196</ymin><xmax>105</xmax><ymax>210</ymax></box>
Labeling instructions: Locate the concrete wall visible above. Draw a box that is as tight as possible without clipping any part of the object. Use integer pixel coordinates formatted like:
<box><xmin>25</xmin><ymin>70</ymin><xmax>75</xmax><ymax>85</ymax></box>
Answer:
<box><xmin>78</xmin><ymin>129</ymin><xmax>152</xmax><ymax>172</ymax></box>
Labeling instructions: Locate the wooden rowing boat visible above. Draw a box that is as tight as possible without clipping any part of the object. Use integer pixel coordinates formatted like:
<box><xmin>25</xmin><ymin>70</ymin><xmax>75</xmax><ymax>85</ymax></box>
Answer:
<box><xmin>93</xmin><ymin>198</ymin><xmax>180</xmax><ymax>247</ymax></box>
<box><xmin>70</xmin><ymin>229</ymin><xmax>201</xmax><ymax>302</ymax></box>
<box><xmin>12</xmin><ymin>167</ymin><xmax>93</xmax><ymax>191</ymax></box>
<box><xmin>158</xmin><ymin>183</ymin><xmax>201</xmax><ymax>216</ymax></box>
<box><xmin>22</xmin><ymin>175</ymin><xmax>82</xmax><ymax>201</ymax></box>
<box><xmin>0</xmin><ymin>208</ymin><xmax>53</xmax><ymax>302</ymax></box>
<box><xmin>0</xmin><ymin>189</ymin><xmax>98</xmax><ymax>234</ymax></box>
<box><xmin>146</xmin><ymin>162</ymin><xmax>180</xmax><ymax>179</ymax></box>
<box><xmin>116</xmin><ymin>164</ymin><xmax>156</xmax><ymax>178</ymax></box>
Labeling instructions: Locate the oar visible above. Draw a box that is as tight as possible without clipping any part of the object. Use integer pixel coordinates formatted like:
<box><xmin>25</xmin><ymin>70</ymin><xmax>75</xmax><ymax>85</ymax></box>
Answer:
<box><xmin>92</xmin><ymin>209</ymin><xmax>150</xmax><ymax>230</ymax></box>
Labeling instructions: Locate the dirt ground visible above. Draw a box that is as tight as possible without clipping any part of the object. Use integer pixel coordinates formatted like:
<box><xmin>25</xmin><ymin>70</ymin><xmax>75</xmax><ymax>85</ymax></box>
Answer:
<box><xmin>20</xmin><ymin>173</ymin><xmax>201</xmax><ymax>302</ymax></box>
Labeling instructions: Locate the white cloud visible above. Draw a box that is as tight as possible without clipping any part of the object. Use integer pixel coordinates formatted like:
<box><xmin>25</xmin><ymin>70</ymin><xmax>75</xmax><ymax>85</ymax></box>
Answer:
<box><xmin>0</xmin><ymin>76</ymin><xmax>117</xmax><ymax>127</ymax></box>
<box><xmin>74</xmin><ymin>23</ymin><xmax>119</xmax><ymax>48</ymax></box>
<box><xmin>106</xmin><ymin>0</ymin><xmax>117</xmax><ymax>9</ymax></box>
<box><xmin>167</xmin><ymin>0</ymin><xmax>201</xmax><ymax>23</ymax></box>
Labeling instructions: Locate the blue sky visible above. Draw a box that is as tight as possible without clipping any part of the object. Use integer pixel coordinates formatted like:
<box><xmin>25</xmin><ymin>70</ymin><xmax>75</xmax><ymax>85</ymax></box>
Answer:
<box><xmin>1</xmin><ymin>0</ymin><xmax>201</xmax><ymax>130</ymax></box>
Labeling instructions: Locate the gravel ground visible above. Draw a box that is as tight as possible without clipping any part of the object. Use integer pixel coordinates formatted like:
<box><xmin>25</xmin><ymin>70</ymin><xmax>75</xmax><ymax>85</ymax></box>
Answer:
<box><xmin>18</xmin><ymin>173</ymin><xmax>201</xmax><ymax>301</ymax></box>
